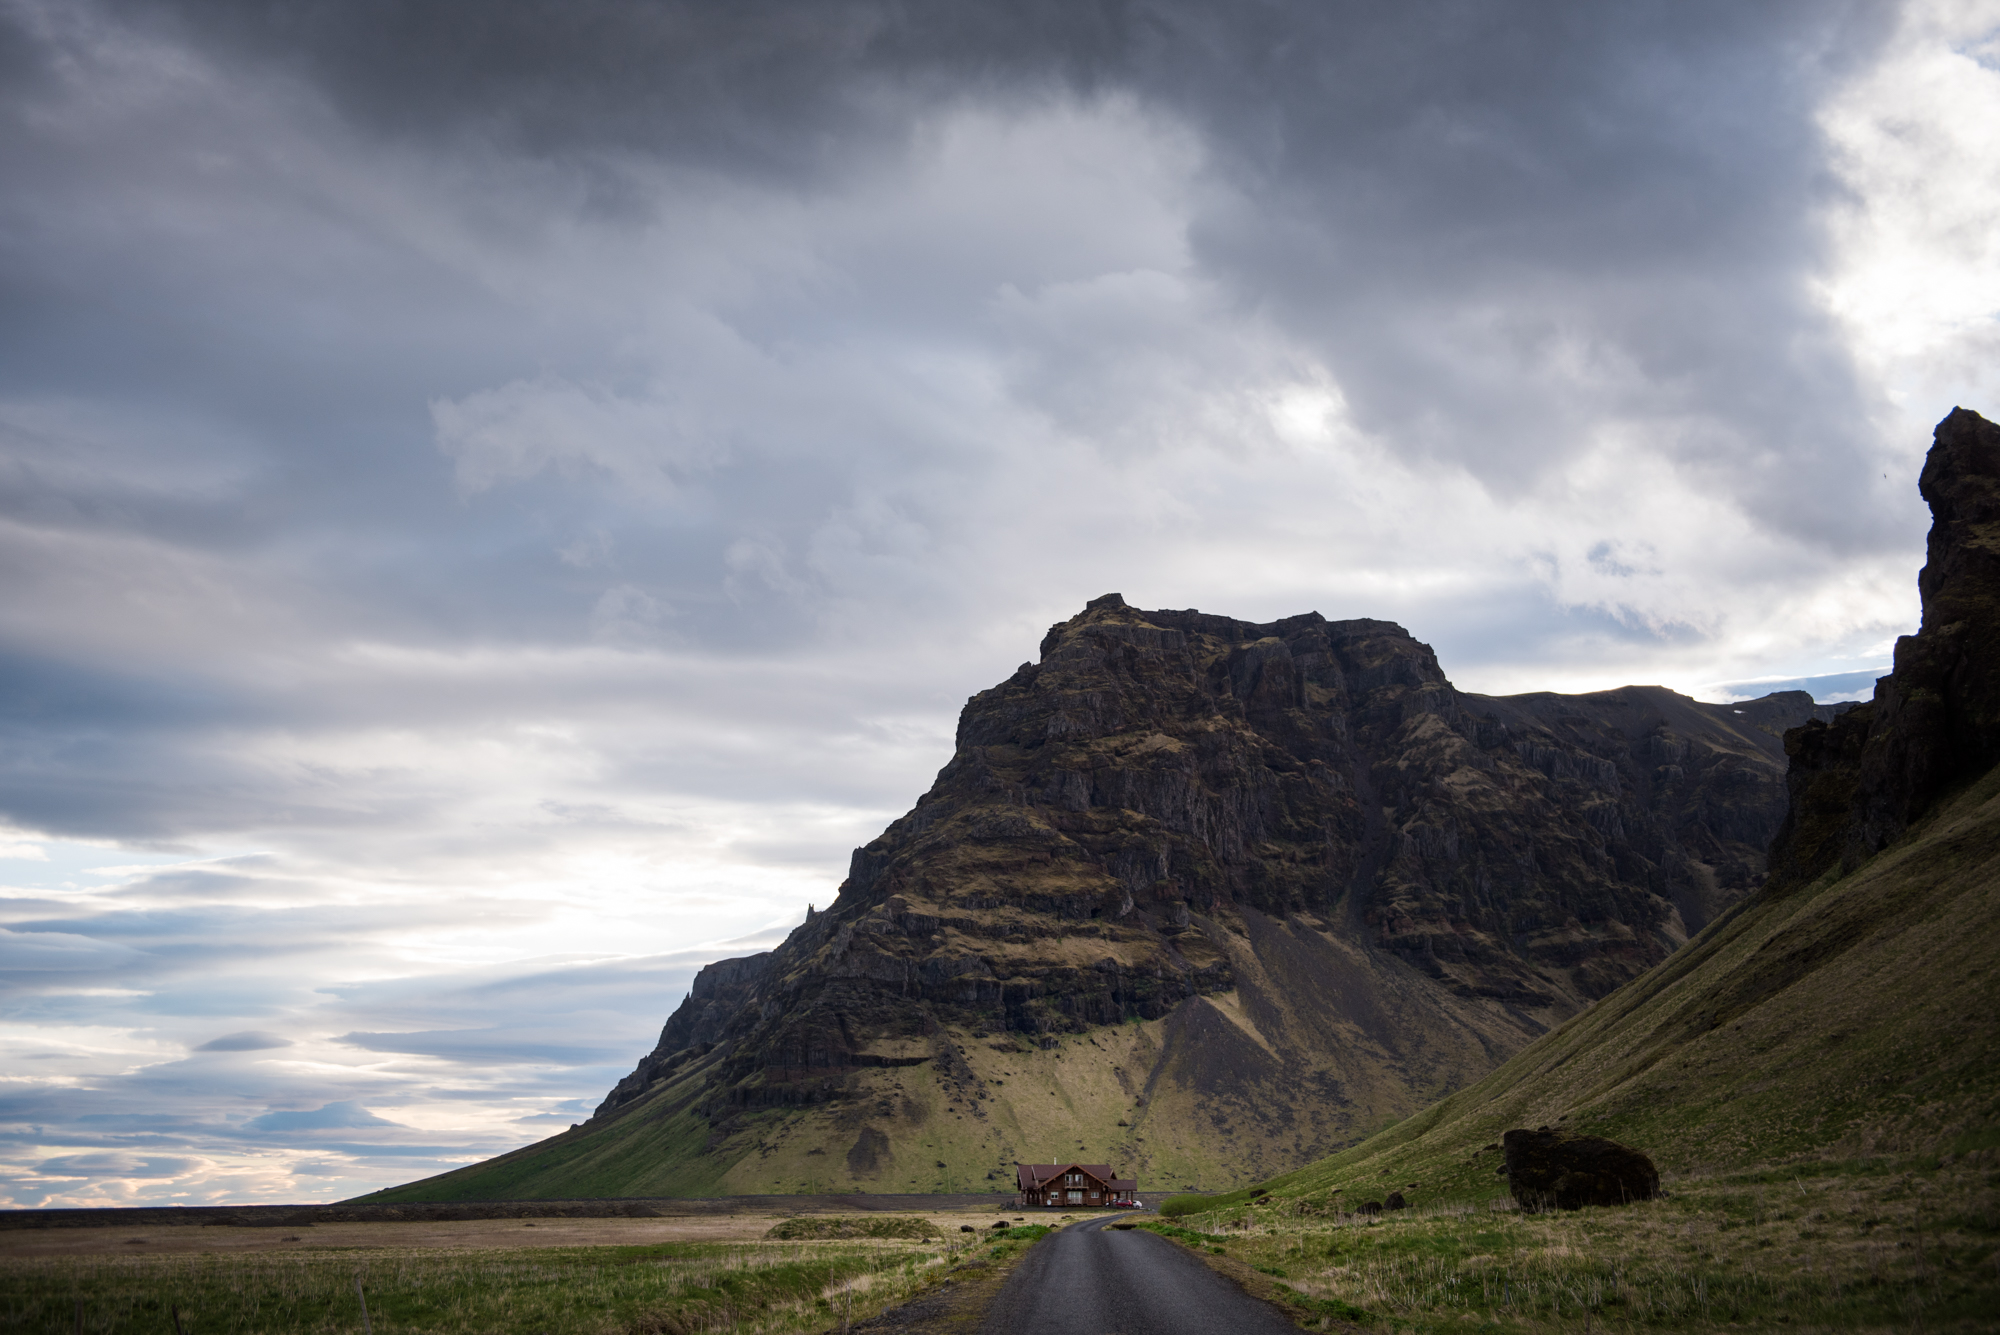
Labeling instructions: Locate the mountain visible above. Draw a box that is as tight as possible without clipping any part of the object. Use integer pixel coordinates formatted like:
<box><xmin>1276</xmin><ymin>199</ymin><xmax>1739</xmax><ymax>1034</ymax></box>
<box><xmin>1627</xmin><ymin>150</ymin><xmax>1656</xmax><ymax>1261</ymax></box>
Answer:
<box><xmin>365</xmin><ymin>599</ymin><xmax>1845</xmax><ymax>1203</ymax></box>
<box><xmin>1217</xmin><ymin>406</ymin><xmax>2000</xmax><ymax>1208</ymax></box>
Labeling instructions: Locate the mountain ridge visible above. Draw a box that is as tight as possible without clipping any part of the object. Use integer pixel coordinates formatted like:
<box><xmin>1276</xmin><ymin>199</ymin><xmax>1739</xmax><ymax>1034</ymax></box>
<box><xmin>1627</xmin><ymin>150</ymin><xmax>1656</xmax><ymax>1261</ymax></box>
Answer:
<box><xmin>362</xmin><ymin>596</ymin><xmax>1845</xmax><ymax>1202</ymax></box>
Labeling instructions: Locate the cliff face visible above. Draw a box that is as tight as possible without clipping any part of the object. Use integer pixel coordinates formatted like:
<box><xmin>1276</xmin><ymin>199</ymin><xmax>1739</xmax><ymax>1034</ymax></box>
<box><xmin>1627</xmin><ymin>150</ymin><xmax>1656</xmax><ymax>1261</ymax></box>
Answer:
<box><xmin>366</xmin><ymin>597</ymin><xmax>1842</xmax><ymax>1202</ymax></box>
<box><xmin>611</xmin><ymin>605</ymin><xmax>1835</xmax><ymax>1105</ymax></box>
<box><xmin>1256</xmin><ymin>407</ymin><xmax>2000</xmax><ymax>1207</ymax></box>
<box><xmin>1769</xmin><ymin>407</ymin><xmax>2000</xmax><ymax>890</ymax></box>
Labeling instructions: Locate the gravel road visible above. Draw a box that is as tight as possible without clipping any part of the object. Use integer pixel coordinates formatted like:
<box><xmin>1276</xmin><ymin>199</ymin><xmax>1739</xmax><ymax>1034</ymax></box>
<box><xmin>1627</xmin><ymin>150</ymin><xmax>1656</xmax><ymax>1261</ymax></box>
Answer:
<box><xmin>976</xmin><ymin>1215</ymin><xmax>1300</xmax><ymax>1335</ymax></box>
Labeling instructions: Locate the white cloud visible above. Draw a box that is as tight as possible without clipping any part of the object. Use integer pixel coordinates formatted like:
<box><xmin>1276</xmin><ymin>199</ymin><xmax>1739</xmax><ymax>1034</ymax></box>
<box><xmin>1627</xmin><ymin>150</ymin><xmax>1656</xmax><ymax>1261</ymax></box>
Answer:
<box><xmin>1818</xmin><ymin>0</ymin><xmax>2000</xmax><ymax>439</ymax></box>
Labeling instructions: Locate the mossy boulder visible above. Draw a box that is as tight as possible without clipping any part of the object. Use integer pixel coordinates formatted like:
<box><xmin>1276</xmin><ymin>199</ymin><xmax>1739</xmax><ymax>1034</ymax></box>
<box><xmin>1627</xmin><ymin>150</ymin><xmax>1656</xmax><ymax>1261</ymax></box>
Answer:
<box><xmin>762</xmin><ymin>1215</ymin><xmax>943</xmax><ymax>1240</ymax></box>
<box><xmin>1501</xmin><ymin>1128</ymin><xmax>1658</xmax><ymax>1211</ymax></box>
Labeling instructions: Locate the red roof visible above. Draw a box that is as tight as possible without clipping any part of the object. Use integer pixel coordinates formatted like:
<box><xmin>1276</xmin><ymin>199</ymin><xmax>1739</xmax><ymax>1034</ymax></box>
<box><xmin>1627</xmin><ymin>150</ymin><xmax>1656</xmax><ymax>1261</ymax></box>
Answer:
<box><xmin>1015</xmin><ymin>1162</ymin><xmax>1115</xmax><ymax>1191</ymax></box>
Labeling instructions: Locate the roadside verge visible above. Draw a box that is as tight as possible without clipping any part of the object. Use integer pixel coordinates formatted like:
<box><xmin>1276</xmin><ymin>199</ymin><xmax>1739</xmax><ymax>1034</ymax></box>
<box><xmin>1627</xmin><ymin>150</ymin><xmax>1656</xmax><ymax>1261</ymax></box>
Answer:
<box><xmin>1135</xmin><ymin>1220</ymin><xmax>1370</xmax><ymax>1332</ymax></box>
<box><xmin>845</xmin><ymin>1223</ymin><xmax>1056</xmax><ymax>1334</ymax></box>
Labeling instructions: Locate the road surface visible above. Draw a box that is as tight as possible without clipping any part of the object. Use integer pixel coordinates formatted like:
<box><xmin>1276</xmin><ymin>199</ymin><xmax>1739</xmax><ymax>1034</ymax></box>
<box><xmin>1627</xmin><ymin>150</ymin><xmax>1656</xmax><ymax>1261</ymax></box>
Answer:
<box><xmin>977</xmin><ymin>1215</ymin><xmax>1301</xmax><ymax>1335</ymax></box>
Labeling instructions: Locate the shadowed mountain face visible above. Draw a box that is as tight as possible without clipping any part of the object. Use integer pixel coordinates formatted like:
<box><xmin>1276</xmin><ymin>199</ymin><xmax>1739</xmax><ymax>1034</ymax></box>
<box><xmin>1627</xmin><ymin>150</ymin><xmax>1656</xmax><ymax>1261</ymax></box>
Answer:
<box><xmin>369</xmin><ymin>594</ymin><xmax>1845</xmax><ymax>1202</ymax></box>
<box><xmin>1771</xmin><ymin>406</ymin><xmax>2000</xmax><ymax>891</ymax></box>
<box><xmin>1243</xmin><ymin>409</ymin><xmax>2000</xmax><ymax>1205</ymax></box>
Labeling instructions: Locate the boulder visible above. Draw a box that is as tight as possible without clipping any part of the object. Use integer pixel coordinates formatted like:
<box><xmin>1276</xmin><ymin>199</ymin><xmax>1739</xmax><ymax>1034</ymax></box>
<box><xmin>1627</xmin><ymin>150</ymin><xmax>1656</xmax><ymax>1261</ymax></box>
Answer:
<box><xmin>1501</xmin><ymin>1128</ymin><xmax>1659</xmax><ymax>1211</ymax></box>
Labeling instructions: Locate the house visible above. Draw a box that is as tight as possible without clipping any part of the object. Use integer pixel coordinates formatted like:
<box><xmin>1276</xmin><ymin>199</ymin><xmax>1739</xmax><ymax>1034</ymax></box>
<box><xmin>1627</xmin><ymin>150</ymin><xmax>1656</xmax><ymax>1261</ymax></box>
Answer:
<box><xmin>1015</xmin><ymin>1162</ymin><xmax>1139</xmax><ymax>1208</ymax></box>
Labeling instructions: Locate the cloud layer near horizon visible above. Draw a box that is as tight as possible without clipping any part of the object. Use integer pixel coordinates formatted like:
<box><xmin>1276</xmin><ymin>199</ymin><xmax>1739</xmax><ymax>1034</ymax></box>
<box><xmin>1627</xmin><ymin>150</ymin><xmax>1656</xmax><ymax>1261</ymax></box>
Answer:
<box><xmin>1</xmin><ymin>0</ymin><xmax>1996</xmax><ymax>1205</ymax></box>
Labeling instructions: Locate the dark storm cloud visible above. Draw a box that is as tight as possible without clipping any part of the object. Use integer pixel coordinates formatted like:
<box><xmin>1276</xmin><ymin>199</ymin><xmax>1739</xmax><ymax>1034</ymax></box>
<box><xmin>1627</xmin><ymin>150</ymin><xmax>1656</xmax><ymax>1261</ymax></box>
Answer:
<box><xmin>92</xmin><ymin>0</ymin><xmax>1900</xmax><ymax>551</ymax></box>
<box><xmin>1157</xmin><ymin>2</ymin><xmax>1898</xmax><ymax>530</ymax></box>
<box><xmin>115</xmin><ymin>0</ymin><xmax>1136</xmax><ymax>170</ymax></box>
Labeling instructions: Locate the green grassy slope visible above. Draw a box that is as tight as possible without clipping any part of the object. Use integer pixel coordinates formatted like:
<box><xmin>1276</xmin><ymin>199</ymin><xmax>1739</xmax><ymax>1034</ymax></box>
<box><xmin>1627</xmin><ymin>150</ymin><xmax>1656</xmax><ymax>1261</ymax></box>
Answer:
<box><xmin>355</xmin><ymin>1058</ymin><xmax>735</xmax><ymax>1202</ymax></box>
<box><xmin>1219</xmin><ymin>760</ymin><xmax>2000</xmax><ymax>1214</ymax></box>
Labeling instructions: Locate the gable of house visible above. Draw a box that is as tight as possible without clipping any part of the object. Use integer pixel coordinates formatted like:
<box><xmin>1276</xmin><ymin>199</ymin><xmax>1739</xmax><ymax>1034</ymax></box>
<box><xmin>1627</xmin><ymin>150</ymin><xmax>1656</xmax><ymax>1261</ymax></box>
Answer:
<box><xmin>1014</xmin><ymin>1162</ymin><xmax>1123</xmax><ymax>1205</ymax></box>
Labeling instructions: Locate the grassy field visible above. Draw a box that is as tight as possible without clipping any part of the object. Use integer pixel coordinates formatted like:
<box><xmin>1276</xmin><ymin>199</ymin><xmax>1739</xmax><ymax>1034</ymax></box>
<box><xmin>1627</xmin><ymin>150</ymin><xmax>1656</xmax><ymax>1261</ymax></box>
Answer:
<box><xmin>0</xmin><ymin>1223</ymin><xmax>1062</xmax><ymax>1335</ymax></box>
<box><xmin>1147</xmin><ymin>1156</ymin><xmax>2000</xmax><ymax>1333</ymax></box>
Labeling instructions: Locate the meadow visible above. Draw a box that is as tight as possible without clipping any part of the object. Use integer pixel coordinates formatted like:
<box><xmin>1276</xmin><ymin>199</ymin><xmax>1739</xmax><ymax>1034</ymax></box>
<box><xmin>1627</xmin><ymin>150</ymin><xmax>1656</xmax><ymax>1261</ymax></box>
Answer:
<box><xmin>1149</xmin><ymin>1155</ymin><xmax>2000</xmax><ymax>1333</ymax></box>
<box><xmin>0</xmin><ymin>1220</ymin><xmax>1040</xmax><ymax>1335</ymax></box>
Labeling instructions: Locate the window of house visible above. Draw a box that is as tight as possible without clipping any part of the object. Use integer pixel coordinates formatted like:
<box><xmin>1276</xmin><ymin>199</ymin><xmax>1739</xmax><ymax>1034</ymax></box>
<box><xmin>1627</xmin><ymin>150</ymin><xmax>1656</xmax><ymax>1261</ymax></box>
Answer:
<box><xmin>1067</xmin><ymin>1190</ymin><xmax>1082</xmax><ymax>1203</ymax></box>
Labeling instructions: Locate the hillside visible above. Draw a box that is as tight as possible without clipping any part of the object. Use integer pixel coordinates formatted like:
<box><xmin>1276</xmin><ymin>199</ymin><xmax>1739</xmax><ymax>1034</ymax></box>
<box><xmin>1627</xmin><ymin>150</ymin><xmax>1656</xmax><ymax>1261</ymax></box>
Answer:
<box><xmin>1225</xmin><ymin>761</ymin><xmax>2000</xmax><ymax>1212</ymax></box>
<box><xmin>363</xmin><ymin>601</ymin><xmax>1839</xmax><ymax>1203</ymax></box>
<box><xmin>1209</xmin><ymin>406</ymin><xmax>2000</xmax><ymax>1213</ymax></box>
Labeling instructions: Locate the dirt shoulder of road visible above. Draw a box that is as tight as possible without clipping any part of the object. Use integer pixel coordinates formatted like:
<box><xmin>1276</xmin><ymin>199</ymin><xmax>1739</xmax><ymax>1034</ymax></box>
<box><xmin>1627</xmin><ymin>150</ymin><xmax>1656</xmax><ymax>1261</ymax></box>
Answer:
<box><xmin>845</xmin><ymin>1253</ymin><xmax>1019</xmax><ymax>1335</ymax></box>
<box><xmin>842</xmin><ymin>1221</ymin><xmax>1074</xmax><ymax>1335</ymax></box>
<box><xmin>1153</xmin><ymin>1232</ymin><xmax>1367</xmax><ymax>1335</ymax></box>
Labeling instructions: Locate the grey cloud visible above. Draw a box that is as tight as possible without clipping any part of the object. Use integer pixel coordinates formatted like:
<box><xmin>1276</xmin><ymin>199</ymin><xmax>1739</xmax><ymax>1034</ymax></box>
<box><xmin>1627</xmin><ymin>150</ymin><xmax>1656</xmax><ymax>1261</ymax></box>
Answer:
<box><xmin>32</xmin><ymin>1152</ymin><xmax>204</xmax><ymax>1180</ymax></box>
<box><xmin>195</xmin><ymin>1030</ymin><xmax>293</xmax><ymax>1051</ymax></box>
<box><xmin>338</xmin><ymin>1028</ymin><xmax>634</xmax><ymax>1066</ymax></box>
<box><xmin>72</xmin><ymin>1112</ymin><xmax>219</xmax><ymax>1132</ymax></box>
<box><xmin>0</xmin><ymin>927</ymin><xmax>146</xmax><ymax>972</ymax></box>
<box><xmin>1153</xmin><ymin>3</ymin><xmax>1901</xmax><ymax>545</ymax></box>
<box><xmin>299</xmin><ymin>1144</ymin><xmax>484</xmax><ymax>1158</ymax></box>
<box><xmin>243</xmin><ymin>1100</ymin><xmax>400</xmax><ymax>1132</ymax></box>
<box><xmin>117</xmin><ymin>0</ymin><xmax>1133</xmax><ymax>170</ymax></box>
<box><xmin>90</xmin><ymin>1</ymin><xmax>1908</xmax><ymax>550</ymax></box>
<box><xmin>513</xmin><ymin>1111</ymin><xmax>581</xmax><ymax>1126</ymax></box>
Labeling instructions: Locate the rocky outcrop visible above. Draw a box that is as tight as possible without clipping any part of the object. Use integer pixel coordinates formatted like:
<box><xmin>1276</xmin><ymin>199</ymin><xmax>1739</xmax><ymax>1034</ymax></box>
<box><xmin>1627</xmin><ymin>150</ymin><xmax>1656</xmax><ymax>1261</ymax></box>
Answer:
<box><xmin>1501</xmin><ymin>1128</ymin><xmax>1659</xmax><ymax>1211</ymax></box>
<box><xmin>1768</xmin><ymin>407</ymin><xmax>2000</xmax><ymax>891</ymax></box>
<box><xmin>540</xmin><ymin>597</ymin><xmax>1842</xmax><ymax>1193</ymax></box>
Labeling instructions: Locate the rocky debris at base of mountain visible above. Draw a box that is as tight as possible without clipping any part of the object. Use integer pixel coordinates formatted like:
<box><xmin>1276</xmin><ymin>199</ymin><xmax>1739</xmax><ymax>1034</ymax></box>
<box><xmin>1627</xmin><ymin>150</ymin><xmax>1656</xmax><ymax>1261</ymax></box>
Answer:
<box><xmin>1501</xmin><ymin>1128</ymin><xmax>1660</xmax><ymax>1211</ymax></box>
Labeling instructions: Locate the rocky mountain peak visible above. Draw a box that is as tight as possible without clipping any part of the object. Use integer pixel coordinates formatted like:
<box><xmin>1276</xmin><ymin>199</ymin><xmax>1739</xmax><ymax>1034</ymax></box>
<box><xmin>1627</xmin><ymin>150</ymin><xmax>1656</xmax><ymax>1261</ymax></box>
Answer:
<box><xmin>530</xmin><ymin>594</ymin><xmax>1847</xmax><ymax>1194</ymax></box>
<box><xmin>1768</xmin><ymin>407</ymin><xmax>2000</xmax><ymax>888</ymax></box>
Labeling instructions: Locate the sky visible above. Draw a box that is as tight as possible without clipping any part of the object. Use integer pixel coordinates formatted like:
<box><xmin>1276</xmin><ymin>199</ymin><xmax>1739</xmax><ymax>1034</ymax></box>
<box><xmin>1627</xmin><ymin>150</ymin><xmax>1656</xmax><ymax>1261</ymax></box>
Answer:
<box><xmin>1</xmin><ymin>0</ymin><xmax>1997</xmax><ymax>1209</ymax></box>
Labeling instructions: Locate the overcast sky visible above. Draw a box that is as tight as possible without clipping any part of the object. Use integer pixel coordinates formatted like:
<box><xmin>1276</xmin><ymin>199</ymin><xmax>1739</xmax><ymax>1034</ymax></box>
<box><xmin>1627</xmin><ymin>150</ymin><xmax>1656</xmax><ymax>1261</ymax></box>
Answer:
<box><xmin>2</xmin><ymin>0</ymin><xmax>1996</xmax><ymax>1209</ymax></box>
